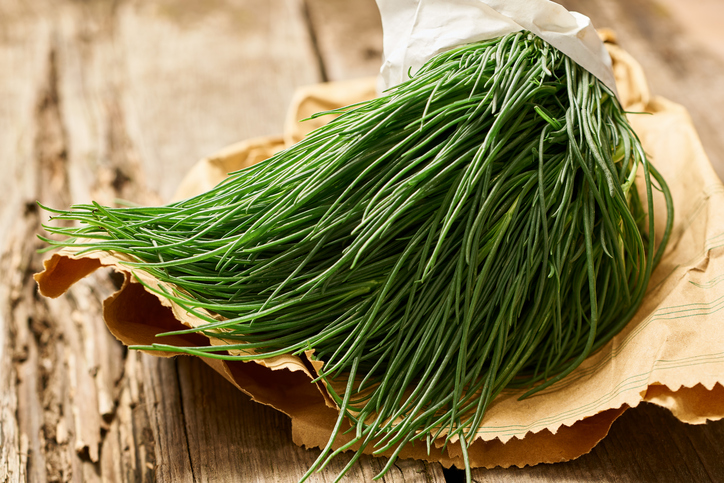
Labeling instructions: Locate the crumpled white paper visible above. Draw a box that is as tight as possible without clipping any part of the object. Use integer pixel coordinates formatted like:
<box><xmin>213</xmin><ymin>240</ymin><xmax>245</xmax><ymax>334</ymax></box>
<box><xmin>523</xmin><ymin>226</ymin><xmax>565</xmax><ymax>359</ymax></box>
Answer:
<box><xmin>376</xmin><ymin>0</ymin><xmax>618</xmax><ymax>98</ymax></box>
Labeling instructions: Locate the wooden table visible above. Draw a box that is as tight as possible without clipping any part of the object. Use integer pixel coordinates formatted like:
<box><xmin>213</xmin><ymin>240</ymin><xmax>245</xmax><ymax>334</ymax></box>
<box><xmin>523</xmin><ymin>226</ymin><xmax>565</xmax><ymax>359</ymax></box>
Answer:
<box><xmin>1</xmin><ymin>0</ymin><xmax>723</xmax><ymax>481</ymax></box>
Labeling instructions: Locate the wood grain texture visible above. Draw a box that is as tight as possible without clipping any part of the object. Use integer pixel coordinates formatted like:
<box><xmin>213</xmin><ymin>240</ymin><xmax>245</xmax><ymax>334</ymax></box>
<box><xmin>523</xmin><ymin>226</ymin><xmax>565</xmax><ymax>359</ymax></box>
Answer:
<box><xmin>99</xmin><ymin>352</ymin><xmax>156</xmax><ymax>483</ymax></box>
<box><xmin>176</xmin><ymin>356</ymin><xmax>446</xmax><ymax>482</ymax></box>
<box><xmin>3</xmin><ymin>0</ymin><xmax>724</xmax><ymax>482</ymax></box>
<box><xmin>0</xmin><ymin>0</ymin><xmax>443</xmax><ymax>481</ymax></box>
<box><xmin>0</xmin><ymin>1</ymin><xmax>162</xmax><ymax>481</ymax></box>
<box><xmin>117</xmin><ymin>0</ymin><xmax>322</xmax><ymax>201</ymax></box>
<box><xmin>0</xmin><ymin>4</ymin><xmax>48</xmax><ymax>480</ymax></box>
<box><xmin>0</xmin><ymin>2</ymin><xmax>118</xmax><ymax>480</ymax></box>
<box><xmin>304</xmin><ymin>0</ymin><xmax>383</xmax><ymax>81</ymax></box>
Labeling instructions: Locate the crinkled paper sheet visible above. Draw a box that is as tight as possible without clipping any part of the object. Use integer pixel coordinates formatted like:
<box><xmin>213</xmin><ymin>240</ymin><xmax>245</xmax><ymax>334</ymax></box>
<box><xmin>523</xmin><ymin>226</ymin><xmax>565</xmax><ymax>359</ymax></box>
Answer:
<box><xmin>35</xmin><ymin>35</ymin><xmax>724</xmax><ymax>468</ymax></box>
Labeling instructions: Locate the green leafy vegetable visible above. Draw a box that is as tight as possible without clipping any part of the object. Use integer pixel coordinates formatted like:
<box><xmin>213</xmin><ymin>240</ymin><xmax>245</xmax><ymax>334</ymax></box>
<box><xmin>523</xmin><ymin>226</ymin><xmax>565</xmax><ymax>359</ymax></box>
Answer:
<box><xmin>41</xmin><ymin>32</ymin><xmax>673</xmax><ymax>481</ymax></box>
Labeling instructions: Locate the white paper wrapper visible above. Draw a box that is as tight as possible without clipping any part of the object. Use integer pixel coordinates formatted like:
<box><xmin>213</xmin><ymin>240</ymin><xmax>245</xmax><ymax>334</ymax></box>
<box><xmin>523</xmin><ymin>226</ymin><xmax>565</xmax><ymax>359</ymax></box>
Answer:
<box><xmin>376</xmin><ymin>0</ymin><xmax>618</xmax><ymax>97</ymax></box>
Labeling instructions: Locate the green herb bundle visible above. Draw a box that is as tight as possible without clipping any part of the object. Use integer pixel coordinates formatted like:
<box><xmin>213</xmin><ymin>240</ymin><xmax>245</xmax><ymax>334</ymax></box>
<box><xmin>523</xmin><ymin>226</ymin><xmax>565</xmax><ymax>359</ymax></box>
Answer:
<box><xmin>42</xmin><ymin>32</ymin><xmax>672</xmax><ymax>481</ymax></box>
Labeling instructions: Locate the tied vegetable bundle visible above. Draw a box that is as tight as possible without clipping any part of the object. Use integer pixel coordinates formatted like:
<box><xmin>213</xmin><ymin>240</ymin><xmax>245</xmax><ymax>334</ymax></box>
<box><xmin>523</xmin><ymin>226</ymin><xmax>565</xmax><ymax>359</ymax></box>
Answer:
<box><xmin>42</xmin><ymin>32</ymin><xmax>673</xmax><ymax>480</ymax></box>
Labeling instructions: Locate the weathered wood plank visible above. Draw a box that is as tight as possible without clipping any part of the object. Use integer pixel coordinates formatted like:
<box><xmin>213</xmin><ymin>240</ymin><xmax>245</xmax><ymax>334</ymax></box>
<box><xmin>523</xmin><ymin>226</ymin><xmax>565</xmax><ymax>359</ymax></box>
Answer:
<box><xmin>99</xmin><ymin>351</ymin><xmax>157</xmax><ymax>483</ymax></box>
<box><xmin>116</xmin><ymin>0</ymin><xmax>322</xmax><ymax>201</ymax></box>
<box><xmin>305</xmin><ymin>0</ymin><xmax>383</xmax><ymax>82</ymax></box>
<box><xmin>0</xmin><ymin>2</ymin><xmax>101</xmax><ymax>479</ymax></box>
<box><xmin>142</xmin><ymin>356</ymin><xmax>194</xmax><ymax>483</ymax></box>
<box><xmin>1</xmin><ymin>1</ymin><xmax>157</xmax><ymax>481</ymax></box>
<box><xmin>5</xmin><ymin>0</ymin><xmax>724</xmax><ymax>482</ymax></box>
<box><xmin>0</xmin><ymin>0</ymin><xmax>50</xmax><ymax>247</ymax></box>
<box><xmin>0</xmin><ymin>0</ymin><xmax>48</xmax><ymax>452</ymax></box>
<box><xmin>0</xmin><ymin>0</ymin><xmax>440</xmax><ymax>481</ymax></box>
<box><xmin>176</xmin><ymin>355</ymin><xmax>447</xmax><ymax>482</ymax></box>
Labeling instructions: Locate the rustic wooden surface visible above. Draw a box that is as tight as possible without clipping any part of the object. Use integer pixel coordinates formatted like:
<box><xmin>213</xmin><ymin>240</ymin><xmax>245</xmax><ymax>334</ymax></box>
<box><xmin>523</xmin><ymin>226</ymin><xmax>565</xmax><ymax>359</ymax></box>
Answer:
<box><xmin>1</xmin><ymin>0</ymin><xmax>723</xmax><ymax>482</ymax></box>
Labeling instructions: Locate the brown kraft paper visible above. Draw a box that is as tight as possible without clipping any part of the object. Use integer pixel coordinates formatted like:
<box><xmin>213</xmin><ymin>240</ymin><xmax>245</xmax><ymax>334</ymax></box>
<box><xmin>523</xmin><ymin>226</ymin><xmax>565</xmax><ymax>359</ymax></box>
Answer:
<box><xmin>35</xmin><ymin>34</ymin><xmax>724</xmax><ymax>469</ymax></box>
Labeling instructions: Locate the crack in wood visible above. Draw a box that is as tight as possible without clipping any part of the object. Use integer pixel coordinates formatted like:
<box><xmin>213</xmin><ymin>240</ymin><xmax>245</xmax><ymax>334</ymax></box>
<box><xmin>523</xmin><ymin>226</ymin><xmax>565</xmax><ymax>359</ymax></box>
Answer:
<box><xmin>9</xmin><ymin>41</ymin><xmax>78</xmax><ymax>482</ymax></box>
<box><xmin>92</xmin><ymin>97</ymin><xmax>151</xmax><ymax>206</ymax></box>
<box><xmin>35</xmin><ymin>47</ymin><xmax>71</xmax><ymax>210</ymax></box>
<box><xmin>103</xmin><ymin>352</ymin><xmax>156</xmax><ymax>482</ymax></box>
<box><xmin>6</xmin><ymin>24</ymin><xmax>153</xmax><ymax>480</ymax></box>
<box><xmin>301</xmin><ymin>0</ymin><xmax>329</xmax><ymax>83</ymax></box>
